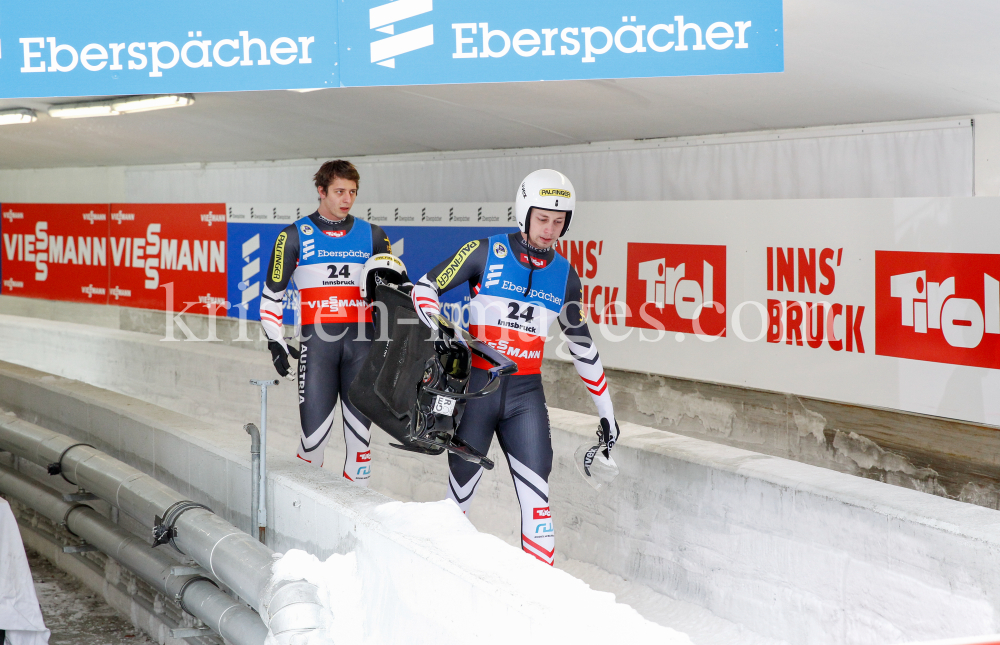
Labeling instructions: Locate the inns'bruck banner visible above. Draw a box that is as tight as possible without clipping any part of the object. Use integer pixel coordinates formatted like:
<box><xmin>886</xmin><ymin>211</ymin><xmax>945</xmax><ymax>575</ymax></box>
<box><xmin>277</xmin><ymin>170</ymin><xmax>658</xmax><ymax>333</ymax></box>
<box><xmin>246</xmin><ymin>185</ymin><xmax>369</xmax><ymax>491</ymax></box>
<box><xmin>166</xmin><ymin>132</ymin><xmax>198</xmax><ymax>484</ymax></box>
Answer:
<box><xmin>0</xmin><ymin>0</ymin><xmax>783</xmax><ymax>98</ymax></box>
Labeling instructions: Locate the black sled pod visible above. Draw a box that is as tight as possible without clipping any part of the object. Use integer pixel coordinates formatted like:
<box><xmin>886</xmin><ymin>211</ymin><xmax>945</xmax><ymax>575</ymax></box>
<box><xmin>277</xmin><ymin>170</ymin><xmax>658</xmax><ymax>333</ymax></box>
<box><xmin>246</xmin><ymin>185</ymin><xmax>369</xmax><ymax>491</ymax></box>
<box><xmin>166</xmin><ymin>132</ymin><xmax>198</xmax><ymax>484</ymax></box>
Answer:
<box><xmin>348</xmin><ymin>284</ymin><xmax>517</xmax><ymax>469</ymax></box>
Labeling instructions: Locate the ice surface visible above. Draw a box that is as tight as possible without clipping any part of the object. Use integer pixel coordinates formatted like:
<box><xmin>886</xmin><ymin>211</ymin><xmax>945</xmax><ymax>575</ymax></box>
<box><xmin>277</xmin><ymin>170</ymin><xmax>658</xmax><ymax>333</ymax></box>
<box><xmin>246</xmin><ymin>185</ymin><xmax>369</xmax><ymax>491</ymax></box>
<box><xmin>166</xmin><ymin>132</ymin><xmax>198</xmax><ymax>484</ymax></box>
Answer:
<box><xmin>558</xmin><ymin>559</ymin><xmax>789</xmax><ymax>645</ymax></box>
<box><xmin>267</xmin><ymin>499</ymin><xmax>693</xmax><ymax>645</ymax></box>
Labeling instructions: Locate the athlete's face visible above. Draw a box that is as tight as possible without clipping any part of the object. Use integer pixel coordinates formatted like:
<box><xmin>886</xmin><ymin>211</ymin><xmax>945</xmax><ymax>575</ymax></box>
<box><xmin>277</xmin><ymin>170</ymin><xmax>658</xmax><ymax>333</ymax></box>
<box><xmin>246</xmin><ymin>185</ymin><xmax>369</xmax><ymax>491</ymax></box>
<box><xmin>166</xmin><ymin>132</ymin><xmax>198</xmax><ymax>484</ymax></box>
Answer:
<box><xmin>317</xmin><ymin>177</ymin><xmax>358</xmax><ymax>220</ymax></box>
<box><xmin>525</xmin><ymin>209</ymin><xmax>565</xmax><ymax>249</ymax></box>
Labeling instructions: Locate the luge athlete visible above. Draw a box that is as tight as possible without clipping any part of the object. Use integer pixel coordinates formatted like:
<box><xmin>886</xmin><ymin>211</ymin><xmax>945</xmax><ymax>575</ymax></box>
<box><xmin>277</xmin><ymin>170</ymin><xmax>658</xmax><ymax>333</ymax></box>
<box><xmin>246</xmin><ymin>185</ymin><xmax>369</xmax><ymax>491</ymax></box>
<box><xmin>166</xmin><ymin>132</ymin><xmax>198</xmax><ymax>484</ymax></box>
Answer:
<box><xmin>410</xmin><ymin>169</ymin><xmax>621</xmax><ymax>565</ymax></box>
<box><xmin>260</xmin><ymin>160</ymin><xmax>391</xmax><ymax>486</ymax></box>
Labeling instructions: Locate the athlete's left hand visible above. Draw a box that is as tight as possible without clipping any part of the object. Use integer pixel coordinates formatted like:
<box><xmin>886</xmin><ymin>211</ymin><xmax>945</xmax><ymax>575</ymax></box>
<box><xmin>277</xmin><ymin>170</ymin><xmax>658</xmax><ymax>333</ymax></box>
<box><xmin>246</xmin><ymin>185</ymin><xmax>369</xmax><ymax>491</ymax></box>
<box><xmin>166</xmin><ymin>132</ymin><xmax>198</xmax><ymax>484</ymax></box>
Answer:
<box><xmin>599</xmin><ymin>417</ymin><xmax>620</xmax><ymax>456</ymax></box>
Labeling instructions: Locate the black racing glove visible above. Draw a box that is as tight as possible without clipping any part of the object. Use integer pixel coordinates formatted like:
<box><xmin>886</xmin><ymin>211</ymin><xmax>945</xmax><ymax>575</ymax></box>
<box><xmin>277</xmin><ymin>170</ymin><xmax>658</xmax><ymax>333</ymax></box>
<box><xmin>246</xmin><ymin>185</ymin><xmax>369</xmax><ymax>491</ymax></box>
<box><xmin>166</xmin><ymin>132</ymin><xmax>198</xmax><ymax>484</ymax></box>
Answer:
<box><xmin>268</xmin><ymin>340</ymin><xmax>300</xmax><ymax>377</ymax></box>
<box><xmin>599</xmin><ymin>417</ymin><xmax>620</xmax><ymax>457</ymax></box>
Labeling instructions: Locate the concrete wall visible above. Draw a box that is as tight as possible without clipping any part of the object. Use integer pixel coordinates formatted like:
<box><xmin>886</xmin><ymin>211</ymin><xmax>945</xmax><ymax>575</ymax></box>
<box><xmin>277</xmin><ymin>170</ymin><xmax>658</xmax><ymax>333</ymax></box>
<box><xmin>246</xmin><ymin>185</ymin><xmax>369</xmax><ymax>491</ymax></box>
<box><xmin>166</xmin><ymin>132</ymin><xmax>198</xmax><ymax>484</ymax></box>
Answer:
<box><xmin>1</xmin><ymin>315</ymin><xmax>999</xmax><ymax>643</ymax></box>
<box><xmin>3</xmin><ymin>294</ymin><xmax>999</xmax><ymax>513</ymax></box>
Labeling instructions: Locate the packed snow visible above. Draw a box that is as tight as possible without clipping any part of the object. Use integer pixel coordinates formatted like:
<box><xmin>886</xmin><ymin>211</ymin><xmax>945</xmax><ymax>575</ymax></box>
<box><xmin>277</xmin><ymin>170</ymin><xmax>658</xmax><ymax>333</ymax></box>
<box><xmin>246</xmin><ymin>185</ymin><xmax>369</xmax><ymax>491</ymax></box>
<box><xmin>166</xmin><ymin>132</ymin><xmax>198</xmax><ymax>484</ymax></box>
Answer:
<box><xmin>267</xmin><ymin>499</ymin><xmax>692</xmax><ymax>645</ymax></box>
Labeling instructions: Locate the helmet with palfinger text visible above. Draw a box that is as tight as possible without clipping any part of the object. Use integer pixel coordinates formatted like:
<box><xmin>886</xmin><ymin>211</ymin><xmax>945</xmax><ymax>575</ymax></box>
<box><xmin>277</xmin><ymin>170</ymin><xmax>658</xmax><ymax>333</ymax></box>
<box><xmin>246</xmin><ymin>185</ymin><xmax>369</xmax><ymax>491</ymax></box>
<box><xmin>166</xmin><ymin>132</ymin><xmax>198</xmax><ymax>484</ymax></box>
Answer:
<box><xmin>514</xmin><ymin>169</ymin><xmax>576</xmax><ymax>238</ymax></box>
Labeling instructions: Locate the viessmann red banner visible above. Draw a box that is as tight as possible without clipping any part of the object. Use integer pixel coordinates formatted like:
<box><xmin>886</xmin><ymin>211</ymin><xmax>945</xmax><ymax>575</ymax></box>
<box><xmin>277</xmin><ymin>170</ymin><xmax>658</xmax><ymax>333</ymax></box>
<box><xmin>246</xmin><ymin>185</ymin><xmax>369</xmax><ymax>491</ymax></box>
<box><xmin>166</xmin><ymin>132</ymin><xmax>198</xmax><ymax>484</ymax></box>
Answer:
<box><xmin>107</xmin><ymin>204</ymin><xmax>227</xmax><ymax>311</ymax></box>
<box><xmin>1</xmin><ymin>203</ymin><xmax>110</xmax><ymax>303</ymax></box>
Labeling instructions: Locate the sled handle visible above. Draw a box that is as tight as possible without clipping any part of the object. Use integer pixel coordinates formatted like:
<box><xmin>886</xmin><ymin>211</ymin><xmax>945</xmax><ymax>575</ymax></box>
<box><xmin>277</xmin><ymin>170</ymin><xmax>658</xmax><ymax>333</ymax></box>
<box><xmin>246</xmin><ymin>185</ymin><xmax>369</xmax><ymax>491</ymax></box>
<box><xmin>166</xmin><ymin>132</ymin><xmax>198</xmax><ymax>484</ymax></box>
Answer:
<box><xmin>424</xmin><ymin>360</ymin><xmax>515</xmax><ymax>400</ymax></box>
<box><xmin>426</xmin><ymin>315</ymin><xmax>518</xmax><ymax>400</ymax></box>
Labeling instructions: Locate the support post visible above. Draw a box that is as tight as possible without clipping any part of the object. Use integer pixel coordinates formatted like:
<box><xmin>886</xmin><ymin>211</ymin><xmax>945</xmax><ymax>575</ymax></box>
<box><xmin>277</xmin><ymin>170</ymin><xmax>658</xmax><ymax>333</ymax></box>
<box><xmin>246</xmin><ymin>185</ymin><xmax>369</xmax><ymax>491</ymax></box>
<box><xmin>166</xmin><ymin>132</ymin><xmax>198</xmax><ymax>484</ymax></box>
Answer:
<box><xmin>248</xmin><ymin>379</ymin><xmax>278</xmax><ymax>544</ymax></box>
<box><xmin>244</xmin><ymin>423</ymin><xmax>260</xmax><ymax>539</ymax></box>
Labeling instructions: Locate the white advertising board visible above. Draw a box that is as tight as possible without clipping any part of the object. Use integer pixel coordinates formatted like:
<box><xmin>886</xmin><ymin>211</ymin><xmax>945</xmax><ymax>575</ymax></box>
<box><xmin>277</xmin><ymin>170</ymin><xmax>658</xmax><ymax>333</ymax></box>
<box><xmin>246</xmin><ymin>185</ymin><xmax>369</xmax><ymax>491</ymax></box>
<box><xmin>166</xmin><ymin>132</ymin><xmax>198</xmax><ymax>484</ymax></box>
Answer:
<box><xmin>363</xmin><ymin>198</ymin><xmax>1000</xmax><ymax>427</ymax></box>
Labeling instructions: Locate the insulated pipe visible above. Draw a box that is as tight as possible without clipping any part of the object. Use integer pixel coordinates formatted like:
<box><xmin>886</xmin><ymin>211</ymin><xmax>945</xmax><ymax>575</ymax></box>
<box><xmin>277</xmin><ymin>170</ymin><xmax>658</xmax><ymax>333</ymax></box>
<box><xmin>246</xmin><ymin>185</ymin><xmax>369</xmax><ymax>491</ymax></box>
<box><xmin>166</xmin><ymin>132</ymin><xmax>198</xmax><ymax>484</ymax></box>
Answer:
<box><xmin>0</xmin><ymin>414</ymin><xmax>322</xmax><ymax>641</ymax></box>
<box><xmin>0</xmin><ymin>464</ymin><xmax>268</xmax><ymax>645</ymax></box>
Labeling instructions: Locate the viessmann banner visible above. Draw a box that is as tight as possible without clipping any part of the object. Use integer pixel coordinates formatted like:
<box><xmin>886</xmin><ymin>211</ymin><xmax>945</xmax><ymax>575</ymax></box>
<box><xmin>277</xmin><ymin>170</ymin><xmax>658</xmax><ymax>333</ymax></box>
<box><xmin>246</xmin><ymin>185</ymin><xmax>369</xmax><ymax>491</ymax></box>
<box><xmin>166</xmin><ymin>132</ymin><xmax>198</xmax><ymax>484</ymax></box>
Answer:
<box><xmin>0</xmin><ymin>0</ymin><xmax>784</xmax><ymax>98</ymax></box>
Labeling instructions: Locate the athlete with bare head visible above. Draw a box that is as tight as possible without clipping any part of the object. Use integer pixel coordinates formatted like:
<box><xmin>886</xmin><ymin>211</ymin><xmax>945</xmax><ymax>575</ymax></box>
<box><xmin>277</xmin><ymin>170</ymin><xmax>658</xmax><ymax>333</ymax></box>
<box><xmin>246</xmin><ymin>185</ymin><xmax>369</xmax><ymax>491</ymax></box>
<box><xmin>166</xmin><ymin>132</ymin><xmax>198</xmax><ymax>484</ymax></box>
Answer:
<box><xmin>259</xmin><ymin>160</ymin><xmax>392</xmax><ymax>484</ymax></box>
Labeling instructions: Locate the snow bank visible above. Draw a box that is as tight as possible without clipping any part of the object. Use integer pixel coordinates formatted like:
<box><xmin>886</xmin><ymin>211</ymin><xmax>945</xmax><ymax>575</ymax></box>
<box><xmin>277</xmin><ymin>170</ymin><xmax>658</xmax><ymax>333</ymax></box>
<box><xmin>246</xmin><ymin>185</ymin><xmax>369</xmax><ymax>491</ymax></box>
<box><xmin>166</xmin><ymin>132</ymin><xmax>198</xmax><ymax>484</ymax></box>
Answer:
<box><xmin>267</xmin><ymin>500</ymin><xmax>690</xmax><ymax>645</ymax></box>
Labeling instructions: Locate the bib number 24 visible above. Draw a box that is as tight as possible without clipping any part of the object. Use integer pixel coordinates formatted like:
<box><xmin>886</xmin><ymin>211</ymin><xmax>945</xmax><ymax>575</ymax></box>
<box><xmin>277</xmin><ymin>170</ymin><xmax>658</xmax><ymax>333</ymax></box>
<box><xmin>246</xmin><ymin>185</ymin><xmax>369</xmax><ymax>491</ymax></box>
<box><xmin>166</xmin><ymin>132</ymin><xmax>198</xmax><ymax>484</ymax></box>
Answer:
<box><xmin>506</xmin><ymin>303</ymin><xmax>535</xmax><ymax>322</ymax></box>
<box><xmin>327</xmin><ymin>264</ymin><xmax>352</xmax><ymax>278</ymax></box>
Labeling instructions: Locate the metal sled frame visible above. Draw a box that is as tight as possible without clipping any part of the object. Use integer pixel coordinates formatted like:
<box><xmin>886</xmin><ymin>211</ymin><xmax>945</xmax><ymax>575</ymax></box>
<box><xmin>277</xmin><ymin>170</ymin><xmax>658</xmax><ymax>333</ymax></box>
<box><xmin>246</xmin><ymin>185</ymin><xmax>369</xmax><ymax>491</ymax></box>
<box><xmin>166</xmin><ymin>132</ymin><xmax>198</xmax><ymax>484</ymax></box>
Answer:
<box><xmin>347</xmin><ymin>285</ymin><xmax>517</xmax><ymax>470</ymax></box>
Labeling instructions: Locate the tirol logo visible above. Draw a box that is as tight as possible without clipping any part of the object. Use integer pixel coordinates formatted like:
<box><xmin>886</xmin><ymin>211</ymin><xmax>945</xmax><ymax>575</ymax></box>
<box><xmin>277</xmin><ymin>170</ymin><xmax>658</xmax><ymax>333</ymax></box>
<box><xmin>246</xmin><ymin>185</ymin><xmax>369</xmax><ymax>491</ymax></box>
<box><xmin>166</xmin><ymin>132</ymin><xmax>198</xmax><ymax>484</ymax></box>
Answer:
<box><xmin>369</xmin><ymin>0</ymin><xmax>434</xmax><ymax>69</ymax></box>
<box><xmin>626</xmin><ymin>243</ymin><xmax>726</xmax><ymax>337</ymax></box>
<box><xmin>532</xmin><ymin>507</ymin><xmax>551</xmax><ymax>520</ymax></box>
<box><xmin>323</xmin><ymin>230</ymin><xmax>347</xmax><ymax>238</ymax></box>
<box><xmin>876</xmin><ymin>251</ymin><xmax>1000</xmax><ymax>369</ymax></box>
<box><xmin>520</xmin><ymin>253</ymin><xmax>547</xmax><ymax>268</ymax></box>
<box><xmin>356</xmin><ymin>450</ymin><xmax>372</xmax><ymax>463</ymax></box>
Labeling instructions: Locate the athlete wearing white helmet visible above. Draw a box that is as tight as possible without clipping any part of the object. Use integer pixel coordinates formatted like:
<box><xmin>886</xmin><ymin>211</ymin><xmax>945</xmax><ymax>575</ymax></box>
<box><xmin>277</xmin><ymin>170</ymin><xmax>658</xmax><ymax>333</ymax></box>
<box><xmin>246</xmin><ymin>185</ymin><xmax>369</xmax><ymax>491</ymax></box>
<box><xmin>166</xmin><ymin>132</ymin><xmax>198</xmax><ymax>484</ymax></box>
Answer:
<box><xmin>410</xmin><ymin>169</ymin><xmax>620</xmax><ymax>566</ymax></box>
<box><xmin>515</xmin><ymin>168</ymin><xmax>576</xmax><ymax>237</ymax></box>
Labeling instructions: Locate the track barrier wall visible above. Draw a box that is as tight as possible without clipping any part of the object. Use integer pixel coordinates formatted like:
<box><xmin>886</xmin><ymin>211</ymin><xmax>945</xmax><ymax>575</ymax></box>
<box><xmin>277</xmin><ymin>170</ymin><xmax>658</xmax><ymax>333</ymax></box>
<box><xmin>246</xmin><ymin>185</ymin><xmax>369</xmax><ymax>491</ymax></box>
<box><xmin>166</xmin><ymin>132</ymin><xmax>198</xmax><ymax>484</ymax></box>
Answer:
<box><xmin>0</xmin><ymin>317</ymin><xmax>999</xmax><ymax>643</ymax></box>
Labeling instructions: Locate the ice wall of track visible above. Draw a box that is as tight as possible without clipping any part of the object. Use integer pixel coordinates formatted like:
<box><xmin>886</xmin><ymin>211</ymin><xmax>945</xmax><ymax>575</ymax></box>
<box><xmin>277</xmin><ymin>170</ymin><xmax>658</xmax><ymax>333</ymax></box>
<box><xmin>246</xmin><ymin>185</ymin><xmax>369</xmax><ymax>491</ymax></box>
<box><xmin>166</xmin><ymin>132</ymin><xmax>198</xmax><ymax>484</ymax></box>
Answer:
<box><xmin>1</xmin><ymin>315</ymin><xmax>1000</xmax><ymax>644</ymax></box>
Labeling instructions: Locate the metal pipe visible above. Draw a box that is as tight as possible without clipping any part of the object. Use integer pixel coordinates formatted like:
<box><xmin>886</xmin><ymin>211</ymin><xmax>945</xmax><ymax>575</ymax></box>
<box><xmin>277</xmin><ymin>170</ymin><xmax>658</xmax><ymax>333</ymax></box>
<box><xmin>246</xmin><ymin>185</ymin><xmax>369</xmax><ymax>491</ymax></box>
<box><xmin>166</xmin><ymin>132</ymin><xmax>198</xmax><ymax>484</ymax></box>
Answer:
<box><xmin>0</xmin><ymin>414</ymin><xmax>322</xmax><ymax>642</ymax></box>
<box><xmin>0</xmin><ymin>464</ymin><xmax>267</xmax><ymax>645</ymax></box>
<box><xmin>244</xmin><ymin>423</ymin><xmax>261</xmax><ymax>540</ymax></box>
<box><xmin>249</xmin><ymin>379</ymin><xmax>278</xmax><ymax>544</ymax></box>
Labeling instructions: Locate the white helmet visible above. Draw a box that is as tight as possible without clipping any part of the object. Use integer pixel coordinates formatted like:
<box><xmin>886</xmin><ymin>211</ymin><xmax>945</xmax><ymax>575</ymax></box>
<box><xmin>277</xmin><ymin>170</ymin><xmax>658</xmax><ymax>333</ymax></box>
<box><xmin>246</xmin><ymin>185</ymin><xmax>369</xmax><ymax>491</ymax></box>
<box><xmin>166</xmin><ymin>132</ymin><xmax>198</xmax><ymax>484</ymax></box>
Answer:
<box><xmin>515</xmin><ymin>169</ymin><xmax>576</xmax><ymax>238</ymax></box>
<box><xmin>360</xmin><ymin>253</ymin><xmax>409</xmax><ymax>301</ymax></box>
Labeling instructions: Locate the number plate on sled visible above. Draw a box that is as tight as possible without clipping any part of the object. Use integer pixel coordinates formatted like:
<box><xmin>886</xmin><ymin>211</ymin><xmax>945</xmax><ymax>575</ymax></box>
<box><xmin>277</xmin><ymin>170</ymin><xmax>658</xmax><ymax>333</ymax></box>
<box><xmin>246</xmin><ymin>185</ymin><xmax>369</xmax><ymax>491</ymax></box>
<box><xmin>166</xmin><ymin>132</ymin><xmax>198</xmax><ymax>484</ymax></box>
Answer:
<box><xmin>432</xmin><ymin>395</ymin><xmax>457</xmax><ymax>416</ymax></box>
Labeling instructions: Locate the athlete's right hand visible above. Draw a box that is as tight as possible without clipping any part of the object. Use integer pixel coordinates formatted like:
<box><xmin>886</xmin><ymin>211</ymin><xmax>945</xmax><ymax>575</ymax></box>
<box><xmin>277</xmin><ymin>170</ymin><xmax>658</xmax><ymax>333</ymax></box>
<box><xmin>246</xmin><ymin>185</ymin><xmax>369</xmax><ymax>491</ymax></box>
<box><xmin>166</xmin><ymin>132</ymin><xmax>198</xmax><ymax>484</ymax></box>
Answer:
<box><xmin>599</xmin><ymin>417</ymin><xmax>620</xmax><ymax>456</ymax></box>
<box><xmin>268</xmin><ymin>340</ymin><xmax>301</xmax><ymax>377</ymax></box>
<box><xmin>575</xmin><ymin>422</ymin><xmax>620</xmax><ymax>492</ymax></box>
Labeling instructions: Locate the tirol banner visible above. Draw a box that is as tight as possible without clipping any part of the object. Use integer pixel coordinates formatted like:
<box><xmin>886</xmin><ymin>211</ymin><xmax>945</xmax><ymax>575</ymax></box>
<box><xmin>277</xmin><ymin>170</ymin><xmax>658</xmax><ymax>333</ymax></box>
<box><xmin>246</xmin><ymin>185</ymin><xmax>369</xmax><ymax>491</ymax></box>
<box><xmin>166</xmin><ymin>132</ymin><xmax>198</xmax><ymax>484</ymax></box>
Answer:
<box><xmin>1</xmin><ymin>203</ymin><xmax>110</xmax><ymax>304</ymax></box>
<box><xmin>0</xmin><ymin>0</ymin><xmax>783</xmax><ymax>99</ymax></box>
<box><xmin>544</xmin><ymin>198</ymin><xmax>1000</xmax><ymax>429</ymax></box>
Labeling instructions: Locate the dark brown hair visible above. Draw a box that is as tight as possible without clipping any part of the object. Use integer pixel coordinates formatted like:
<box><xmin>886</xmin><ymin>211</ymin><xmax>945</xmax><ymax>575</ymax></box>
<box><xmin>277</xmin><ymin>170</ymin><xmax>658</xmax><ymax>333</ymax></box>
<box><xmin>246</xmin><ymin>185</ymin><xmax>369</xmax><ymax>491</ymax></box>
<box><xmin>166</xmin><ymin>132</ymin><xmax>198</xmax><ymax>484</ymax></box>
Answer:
<box><xmin>314</xmin><ymin>160</ymin><xmax>360</xmax><ymax>193</ymax></box>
